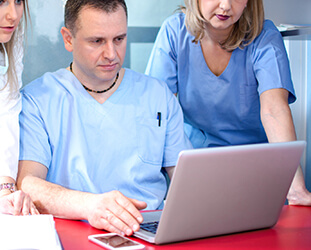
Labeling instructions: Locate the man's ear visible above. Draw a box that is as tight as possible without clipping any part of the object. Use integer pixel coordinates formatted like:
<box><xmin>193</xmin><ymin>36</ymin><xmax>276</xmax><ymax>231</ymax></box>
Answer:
<box><xmin>61</xmin><ymin>27</ymin><xmax>74</xmax><ymax>52</ymax></box>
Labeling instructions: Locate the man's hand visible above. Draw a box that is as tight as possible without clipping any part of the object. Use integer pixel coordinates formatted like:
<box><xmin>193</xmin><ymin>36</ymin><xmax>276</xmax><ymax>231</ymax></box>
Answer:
<box><xmin>86</xmin><ymin>191</ymin><xmax>147</xmax><ymax>235</ymax></box>
<box><xmin>0</xmin><ymin>190</ymin><xmax>39</xmax><ymax>215</ymax></box>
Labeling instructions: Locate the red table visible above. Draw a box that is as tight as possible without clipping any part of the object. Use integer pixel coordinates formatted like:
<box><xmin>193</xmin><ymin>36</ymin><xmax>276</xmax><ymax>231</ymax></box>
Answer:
<box><xmin>55</xmin><ymin>205</ymin><xmax>311</xmax><ymax>249</ymax></box>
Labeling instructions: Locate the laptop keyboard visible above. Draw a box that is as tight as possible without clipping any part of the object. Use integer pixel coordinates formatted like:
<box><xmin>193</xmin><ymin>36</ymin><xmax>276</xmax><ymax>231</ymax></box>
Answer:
<box><xmin>140</xmin><ymin>221</ymin><xmax>159</xmax><ymax>234</ymax></box>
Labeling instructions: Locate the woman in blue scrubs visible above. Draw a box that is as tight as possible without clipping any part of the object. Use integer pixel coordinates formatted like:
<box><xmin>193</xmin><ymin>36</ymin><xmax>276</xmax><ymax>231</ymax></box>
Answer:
<box><xmin>146</xmin><ymin>0</ymin><xmax>311</xmax><ymax>206</ymax></box>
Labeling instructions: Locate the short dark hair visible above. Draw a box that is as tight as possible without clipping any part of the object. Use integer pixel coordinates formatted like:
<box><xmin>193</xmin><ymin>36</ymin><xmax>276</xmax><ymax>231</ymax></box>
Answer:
<box><xmin>64</xmin><ymin>0</ymin><xmax>128</xmax><ymax>36</ymax></box>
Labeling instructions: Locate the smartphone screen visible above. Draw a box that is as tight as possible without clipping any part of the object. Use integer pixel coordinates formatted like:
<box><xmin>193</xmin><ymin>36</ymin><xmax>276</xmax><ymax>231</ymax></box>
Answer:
<box><xmin>89</xmin><ymin>233</ymin><xmax>145</xmax><ymax>249</ymax></box>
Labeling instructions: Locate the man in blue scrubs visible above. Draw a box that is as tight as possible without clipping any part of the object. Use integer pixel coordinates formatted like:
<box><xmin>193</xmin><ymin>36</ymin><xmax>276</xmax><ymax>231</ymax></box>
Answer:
<box><xmin>17</xmin><ymin>0</ymin><xmax>191</xmax><ymax>236</ymax></box>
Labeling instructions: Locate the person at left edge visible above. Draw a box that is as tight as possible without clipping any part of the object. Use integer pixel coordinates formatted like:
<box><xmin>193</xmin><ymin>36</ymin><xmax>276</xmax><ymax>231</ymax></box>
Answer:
<box><xmin>0</xmin><ymin>0</ymin><xmax>38</xmax><ymax>215</ymax></box>
<box><xmin>17</xmin><ymin>0</ymin><xmax>192</xmax><ymax>236</ymax></box>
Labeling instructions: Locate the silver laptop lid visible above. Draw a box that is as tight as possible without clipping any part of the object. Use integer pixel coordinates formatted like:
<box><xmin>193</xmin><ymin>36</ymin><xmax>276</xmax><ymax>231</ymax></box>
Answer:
<box><xmin>151</xmin><ymin>141</ymin><xmax>305</xmax><ymax>244</ymax></box>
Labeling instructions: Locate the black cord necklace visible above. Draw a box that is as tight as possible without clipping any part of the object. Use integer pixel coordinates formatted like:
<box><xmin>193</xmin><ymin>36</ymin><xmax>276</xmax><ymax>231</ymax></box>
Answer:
<box><xmin>69</xmin><ymin>62</ymin><xmax>119</xmax><ymax>94</ymax></box>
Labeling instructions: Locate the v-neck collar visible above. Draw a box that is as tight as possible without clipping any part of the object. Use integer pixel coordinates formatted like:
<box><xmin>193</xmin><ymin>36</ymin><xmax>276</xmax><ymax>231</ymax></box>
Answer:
<box><xmin>63</xmin><ymin>68</ymin><xmax>128</xmax><ymax>115</ymax></box>
<box><xmin>197</xmin><ymin>40</ymin><xmax>236</xmax><ymax>79</ymax></box>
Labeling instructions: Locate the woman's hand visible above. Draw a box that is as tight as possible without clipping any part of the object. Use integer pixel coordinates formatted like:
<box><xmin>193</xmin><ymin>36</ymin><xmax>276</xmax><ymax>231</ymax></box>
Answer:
<box><xmin>0</xmin><ymin>190</ymin><xmax>39</xmax><ymax>215</ymax></box>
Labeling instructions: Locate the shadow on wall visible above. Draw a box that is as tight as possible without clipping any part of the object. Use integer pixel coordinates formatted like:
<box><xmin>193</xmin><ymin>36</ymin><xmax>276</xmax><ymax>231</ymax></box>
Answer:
<box><xmin>22</xmin><ymin>25</ymin><xmax>72</xmax><ymax>86</ymax></box>
<box><xmin>22</xmin><ymin>0</ymin><xmax>68</xmax><ymax>86</ymax></box>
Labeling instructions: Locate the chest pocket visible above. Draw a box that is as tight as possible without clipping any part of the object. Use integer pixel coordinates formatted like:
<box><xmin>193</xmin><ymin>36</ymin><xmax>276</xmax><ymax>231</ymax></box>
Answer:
<box><xmin>136</xmin><ymin>116</ymin><xmax>167</xmax><ymax>165</ymax></box>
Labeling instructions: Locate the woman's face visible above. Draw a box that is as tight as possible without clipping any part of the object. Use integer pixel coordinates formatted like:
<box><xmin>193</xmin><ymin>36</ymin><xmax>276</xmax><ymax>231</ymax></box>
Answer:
<box><xmin>0</xmin><ymin>0</ymin><xmax>24</xmax><ymax>43</ymax></box>
<box><xmin>199</xmin><ymin>0</ymin><xmax>248</xmax><ymax>32</ymax></box>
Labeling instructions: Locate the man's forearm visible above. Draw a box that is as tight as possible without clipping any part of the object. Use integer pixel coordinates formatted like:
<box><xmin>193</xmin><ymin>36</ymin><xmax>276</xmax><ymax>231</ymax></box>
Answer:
<box><xmin>19</xmin><ymin>176</ymin><xmax>92</xmax><ymax>220</ymax></box>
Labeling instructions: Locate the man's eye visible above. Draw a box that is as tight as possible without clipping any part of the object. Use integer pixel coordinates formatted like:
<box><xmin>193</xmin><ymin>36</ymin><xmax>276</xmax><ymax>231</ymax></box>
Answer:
<box><xmin>92</xmin><ymin>39</ymin><xmax>102</xmax><ymax>44</ymax></box>
<box><xmin>16</xmin><ymin>0</ymin><xmax>24</xmax><ymax>5</ymax></box>
<box><xmin>115</xmin><ymin>37</ymin><xmax>125</xmax><ymax>43</ymax></box>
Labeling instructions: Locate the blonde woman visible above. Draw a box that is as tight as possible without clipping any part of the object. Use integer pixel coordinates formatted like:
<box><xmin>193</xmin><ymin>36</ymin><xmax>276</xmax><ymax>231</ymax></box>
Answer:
<box><xmin>0</xmin><ymin>0</ymin><xmax>37</xmax><ymax>215</ymax></box>
<box><xmin>146</xmin><ymin>0</ymin><xmax>311</xmax><ymax>206</ymax></box>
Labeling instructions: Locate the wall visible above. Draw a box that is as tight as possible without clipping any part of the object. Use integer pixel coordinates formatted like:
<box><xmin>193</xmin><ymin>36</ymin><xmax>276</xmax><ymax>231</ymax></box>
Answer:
<box><xmin>283</xmin><ymin>38</ymin><xmax>310</xmax><ymax>188</ymax></box>
<box><xmin>263</xmin><ymin>0</ymin><xmax>311</xmax><ymax>25</ymax></box>
<box><xmin>22</xmin><ymin>1</ymin><xmax>69</xmax><ymax>85</ymax></box>
<box><xmin>307</xmin><ymin>41</ymin><xmax>311</xmax><ymax>191</ymax></box>
<box><xmin>264</xmin><ymin>0</ymin><xmax>311</xmax><ymax>190</ymax></box>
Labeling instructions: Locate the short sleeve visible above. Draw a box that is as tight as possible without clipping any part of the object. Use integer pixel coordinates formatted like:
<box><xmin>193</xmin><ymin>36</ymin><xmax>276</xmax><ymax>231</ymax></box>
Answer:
<box><xmin>252</xmin><ymin>20</ymin><xmax>296</xmax><ymax>104</ymax></box>
<box><xmin>19</xmin><ymin>91</ymin><xmax>52</xmax><ymax>168</ymax></box>
<box><xmin>145</xmin><ymin>15</ymin><xmax>180</xmax><ymax>94</ymax></box>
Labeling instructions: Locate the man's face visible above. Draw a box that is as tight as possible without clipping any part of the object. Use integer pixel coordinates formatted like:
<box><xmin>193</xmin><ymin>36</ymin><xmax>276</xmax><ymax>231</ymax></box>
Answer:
<box><xmin>68</xmin><ymin>6</ymin><xmax>127</xmax><ymax>87</ymax></box>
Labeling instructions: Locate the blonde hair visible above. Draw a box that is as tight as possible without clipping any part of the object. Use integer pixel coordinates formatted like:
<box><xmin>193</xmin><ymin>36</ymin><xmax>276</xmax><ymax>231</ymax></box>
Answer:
<box><xmin>182</xmin><ymin>0</ymin><xmax>265</xmax><ymax>51</ymax></box>
<box><xmin>1</xmin><ymin>0</ymin><xmax>30</xmax><ymax>96</ymax></box>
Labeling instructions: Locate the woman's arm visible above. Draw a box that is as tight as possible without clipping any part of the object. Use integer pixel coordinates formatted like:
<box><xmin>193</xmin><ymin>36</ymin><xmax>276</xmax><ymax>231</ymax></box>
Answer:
<box><xmin>260</xmin><ymin>88</ymin><xmax>311</xmax><ymax>206</ymax></box>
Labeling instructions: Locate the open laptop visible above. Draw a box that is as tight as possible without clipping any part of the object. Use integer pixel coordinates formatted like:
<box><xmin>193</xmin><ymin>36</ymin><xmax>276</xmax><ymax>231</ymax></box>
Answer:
<box><xmin>134</xmin><ymin>141</ymin><xmax>306</xmax><ymax>245</ymax></box>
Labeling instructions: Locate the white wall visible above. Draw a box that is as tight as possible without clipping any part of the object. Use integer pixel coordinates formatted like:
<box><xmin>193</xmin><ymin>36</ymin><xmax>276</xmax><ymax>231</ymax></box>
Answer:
<box><xmin>264</xmin><ymin>0</ymin><xmax>311</xmax><ymax>188</ymax></box>
<box><xmin>284</xmin><ymin>40</ymin><xmax>309</xmax><ymax>176</ymax></box>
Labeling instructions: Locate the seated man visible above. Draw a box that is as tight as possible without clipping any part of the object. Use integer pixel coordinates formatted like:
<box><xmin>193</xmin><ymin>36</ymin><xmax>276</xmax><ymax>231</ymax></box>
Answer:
<box><xmin>17</xmin><ymin>0</ymin><xmax>192</xmax><ymax>237</ymax></box>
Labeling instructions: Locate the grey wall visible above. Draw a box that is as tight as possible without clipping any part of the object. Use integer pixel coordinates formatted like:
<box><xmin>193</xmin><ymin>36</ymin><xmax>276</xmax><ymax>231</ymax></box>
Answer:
<box><xmin>264</xmin><ymin>0</ymin><xmax>311</xmax><ymax>25</ymax></box>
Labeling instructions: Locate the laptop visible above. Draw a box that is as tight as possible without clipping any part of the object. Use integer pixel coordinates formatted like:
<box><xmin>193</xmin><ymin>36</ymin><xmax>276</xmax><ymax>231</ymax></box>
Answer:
<box><xmin>134</xmin><ymin>141</ymin><xmax>306</xmax><ymax>245</ymax></box>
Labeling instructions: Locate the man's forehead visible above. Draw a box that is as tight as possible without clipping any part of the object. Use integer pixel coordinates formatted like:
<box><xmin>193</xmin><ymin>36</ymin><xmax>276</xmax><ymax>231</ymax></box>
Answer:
<box><xmin>79</xmin><ymin>5</ymin><xmax>127</xmax><ymax>21</ymax></box>
<box><xmin>76</xmin><ymin>6</ymin><xmax>127</xmax><ymax>36</ymax></box>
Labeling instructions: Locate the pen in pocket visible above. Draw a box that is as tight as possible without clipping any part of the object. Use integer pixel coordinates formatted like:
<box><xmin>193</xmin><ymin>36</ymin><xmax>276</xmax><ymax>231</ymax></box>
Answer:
<box><xmin>157</xmin><ymin>112</ymin><xmax>161</xmax><ymax>127</ymax></box>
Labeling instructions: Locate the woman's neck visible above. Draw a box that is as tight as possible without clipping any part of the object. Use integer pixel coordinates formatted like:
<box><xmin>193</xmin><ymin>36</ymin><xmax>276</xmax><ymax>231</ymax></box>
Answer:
<box><xmin>203</xmin><ymin>23</ymin><xmax>233</xmax><ymax>46</ymax></box>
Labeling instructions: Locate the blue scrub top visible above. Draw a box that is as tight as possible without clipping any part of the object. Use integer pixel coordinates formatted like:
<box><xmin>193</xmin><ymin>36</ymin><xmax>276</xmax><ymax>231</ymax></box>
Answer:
<box><xmin>146</xmin><ymin>13</ymin><xmax>296</xmax><ymax>148</ymax></box>
<box><xmin>19</xmin><ymin>68</ymin><xmax>192</xmax><ymax>210</ymax></box>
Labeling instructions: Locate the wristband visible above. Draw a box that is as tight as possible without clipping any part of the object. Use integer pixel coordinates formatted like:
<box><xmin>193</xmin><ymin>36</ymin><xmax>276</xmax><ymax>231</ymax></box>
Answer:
<box><xmin>0</xmin><ymin>183</ymin><xmax>16</xmax><ymax>193</ymax></box>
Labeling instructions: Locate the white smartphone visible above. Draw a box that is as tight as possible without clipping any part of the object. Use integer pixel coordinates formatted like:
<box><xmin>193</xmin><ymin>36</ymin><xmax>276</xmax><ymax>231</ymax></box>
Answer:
<box><xmin>88</xmin><ymin>233</ymin><xmax>145</xmax><ymax>249</ymax></box>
